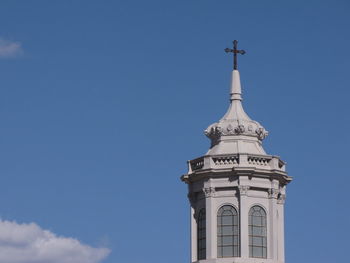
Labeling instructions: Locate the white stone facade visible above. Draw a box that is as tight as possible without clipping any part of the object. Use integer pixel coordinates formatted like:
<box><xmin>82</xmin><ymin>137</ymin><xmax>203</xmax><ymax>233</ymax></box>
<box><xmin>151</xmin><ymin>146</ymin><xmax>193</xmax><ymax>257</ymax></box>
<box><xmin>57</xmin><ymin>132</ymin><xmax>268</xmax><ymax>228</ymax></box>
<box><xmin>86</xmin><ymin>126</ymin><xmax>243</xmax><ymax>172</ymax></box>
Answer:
<box><xmin>182</xmin><ymin>70</ymin><xmax>292</xmax><ymax>263</ymax></box>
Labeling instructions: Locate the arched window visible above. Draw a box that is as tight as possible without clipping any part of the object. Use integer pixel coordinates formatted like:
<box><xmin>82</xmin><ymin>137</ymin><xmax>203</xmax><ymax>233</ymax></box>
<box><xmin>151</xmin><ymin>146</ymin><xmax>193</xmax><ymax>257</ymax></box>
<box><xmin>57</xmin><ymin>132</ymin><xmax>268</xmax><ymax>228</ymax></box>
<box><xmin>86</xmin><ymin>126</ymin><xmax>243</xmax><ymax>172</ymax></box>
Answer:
<box><xmin>197</xmin><ymin>209</ymin><xmax>206</xmax><ymax>260</ymax></box>
<box><xmin>249</xmin><ymin>205</ymin><xmax>267</xmax><ymax>258</ymax></box>
<box><xmin>217</xmin><ymin>205</ymin><xmax>239</xmax><ymax>257</ymax></box>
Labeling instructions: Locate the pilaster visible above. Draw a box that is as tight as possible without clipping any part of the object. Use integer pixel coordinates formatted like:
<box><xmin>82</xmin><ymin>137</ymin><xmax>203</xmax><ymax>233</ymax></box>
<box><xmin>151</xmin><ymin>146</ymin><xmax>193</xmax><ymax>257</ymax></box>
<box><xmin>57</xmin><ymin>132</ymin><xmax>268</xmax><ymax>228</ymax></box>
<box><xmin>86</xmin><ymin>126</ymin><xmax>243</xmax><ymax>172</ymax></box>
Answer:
<box><xmin>268</xmin><ymin>187</ymin><xmax>279</xmax><ymax>259</ymax></box>
<box><xmin>204</xmin><ymin>186</ymin><xmax>216</xmax><ymax>260</ymax></box>
<box><xmin>238</xmin><ymin>183</ymin><xmax>250</xmax><ymax>259</ymax></box>
<box><xmin>277</xmin><ymin>190</ymin><xmax>286</xmax><ymax>261</ymax></box>
<box><xmin>188</xmin><ymin>192</ymin><xmax>197</xmax><ymax>262</ymax></box>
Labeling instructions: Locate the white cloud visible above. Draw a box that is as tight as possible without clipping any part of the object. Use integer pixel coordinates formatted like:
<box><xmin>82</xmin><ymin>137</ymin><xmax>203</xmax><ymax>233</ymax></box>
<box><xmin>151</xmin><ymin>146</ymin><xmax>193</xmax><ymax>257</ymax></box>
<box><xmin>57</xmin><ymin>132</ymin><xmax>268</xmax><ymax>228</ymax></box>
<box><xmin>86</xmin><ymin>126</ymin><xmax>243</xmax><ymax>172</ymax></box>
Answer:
<box><xmin>0</xmin><ymin>38</ymin><xmax>23</xmax><ymax>58</ymax></box>
<box><xmin>0</xmin><ymin>220</ymin><xmax>110</xmax><ymax>263</ymax></box>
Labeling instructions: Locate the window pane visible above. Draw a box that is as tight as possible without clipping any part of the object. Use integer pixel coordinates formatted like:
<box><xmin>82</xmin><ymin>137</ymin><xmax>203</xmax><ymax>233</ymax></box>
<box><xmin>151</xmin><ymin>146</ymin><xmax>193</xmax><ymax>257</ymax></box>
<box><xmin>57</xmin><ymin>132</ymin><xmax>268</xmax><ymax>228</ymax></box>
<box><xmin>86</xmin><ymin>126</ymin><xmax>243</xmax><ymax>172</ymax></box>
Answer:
<box><xmin>222</xmin><ymin>246</ymin><xmax>233</xmax><ymax>257</ymax></box>
<box><xmin>263</xmin><ymin>237</ymin><xmax>267</xmax><ymax>246</ymax></box>
<box><xmin>233</xmin><ymin>225</ymin><xmax>239</xmax><ymax>235</ymax></box>
<box><xmin>233</xmin><ymin>235</ymin><xmax>239</xmax><ymax>245</ymax></box>
<box><xmin>218</xmin><ymin>237</ymin><xmax>222</xmax><ymax>246</ymax></box>
<box><xmin>252</xmin><ymin>237</ymin><xmax>263</xmax><ymax>246</ymax></box>
<box><xmin>252</xmin><ymin>226</ymin><xmax>262</xmax><ymax>236</ymax></box>
<box><xmin>233</xmin><ymin>246</ymin><xmax>239</xmax><ymax>257</ymax></box>
<box><xmin>223</xmin><ymin>226</ymin><xmax>234</xmax><ymax>235</ymax></box>
<box><xmin>253</xmin><ymin>247</ymin><xmax>263</xmax><ymax>258</ymax></box>
<box><xmin>252</xmin><ymin>216</ymin><xmax>262</xmax><ymax>226</ymax></box>
<box><xmin>223</xmin><ymin>236</ymin><xmax>233</xmax><ymax>245</ymax></box>
<box><xmin>217</xmin><ymin>248</ymin><xmax>222</xmax><ymax>257</ymax></box>
<box><xmin>222</xmin><ymin>215</ymin><xmax>233</xmax><ymax>225</ymax></box>
<box><xmin>223</xmin><ymin>210</ymin><xmax>233</xmax><ymax>216</ymax></box>
<box><xmin>233</xmin><ymin>216</ymin><xmax>238</xmax><ymax>225</ymax></box>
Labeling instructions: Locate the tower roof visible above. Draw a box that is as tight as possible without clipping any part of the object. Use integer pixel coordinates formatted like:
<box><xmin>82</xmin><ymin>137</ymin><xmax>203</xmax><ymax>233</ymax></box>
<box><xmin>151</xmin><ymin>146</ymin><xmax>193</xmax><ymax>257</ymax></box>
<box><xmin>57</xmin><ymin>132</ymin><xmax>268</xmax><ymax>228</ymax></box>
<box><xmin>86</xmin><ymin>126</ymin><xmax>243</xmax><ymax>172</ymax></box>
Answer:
<box><xmin>204</xmin><ymin>69</ymin><xmax>268</xmax><ymax>155</ymax></box>
<box><xmin>182</xmin><ymin>42</ymin><xmax>290</xmax><ymax>185</ymax></box>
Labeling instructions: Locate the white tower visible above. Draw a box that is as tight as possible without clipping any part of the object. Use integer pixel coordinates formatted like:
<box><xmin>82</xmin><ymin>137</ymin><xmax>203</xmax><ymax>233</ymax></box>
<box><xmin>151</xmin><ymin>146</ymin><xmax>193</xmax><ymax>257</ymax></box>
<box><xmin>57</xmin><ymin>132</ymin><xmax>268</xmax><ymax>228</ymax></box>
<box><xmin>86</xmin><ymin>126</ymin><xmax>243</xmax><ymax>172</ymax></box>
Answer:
<box><xmin>181</xmin><ymin>41</ymin><xmax>292</xmax><ymax>263</ymax></box>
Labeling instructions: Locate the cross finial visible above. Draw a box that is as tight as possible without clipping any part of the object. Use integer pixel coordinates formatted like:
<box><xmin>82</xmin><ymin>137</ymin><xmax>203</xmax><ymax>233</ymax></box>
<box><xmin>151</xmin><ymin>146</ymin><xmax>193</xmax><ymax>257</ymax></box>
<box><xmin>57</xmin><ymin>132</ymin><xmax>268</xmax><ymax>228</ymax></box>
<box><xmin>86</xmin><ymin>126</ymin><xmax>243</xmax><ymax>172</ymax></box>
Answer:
<box><xmin>225</xmin><ymin>40</ymin><xmax>246</xmax><ymax>70</ymax></box>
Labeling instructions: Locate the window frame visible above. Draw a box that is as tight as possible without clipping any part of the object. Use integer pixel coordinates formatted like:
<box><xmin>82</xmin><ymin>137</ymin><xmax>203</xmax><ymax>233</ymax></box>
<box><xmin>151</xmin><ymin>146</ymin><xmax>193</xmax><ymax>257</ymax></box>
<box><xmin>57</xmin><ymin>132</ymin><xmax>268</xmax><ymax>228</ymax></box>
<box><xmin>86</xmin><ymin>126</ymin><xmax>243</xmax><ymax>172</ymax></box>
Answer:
<box><xmin>248</xmin><ymin>205</ymin><xmax>267</xmax><ymax>258</ymax></box>
<box><xmin>217</xmin><ymin>204</ymin><xmax>240</xmax><ymax>258</ymax></box>
<box><xmin>197</xmin><ymin>208</ymin><xmax>206</xmax><ymax>260</ymax></box>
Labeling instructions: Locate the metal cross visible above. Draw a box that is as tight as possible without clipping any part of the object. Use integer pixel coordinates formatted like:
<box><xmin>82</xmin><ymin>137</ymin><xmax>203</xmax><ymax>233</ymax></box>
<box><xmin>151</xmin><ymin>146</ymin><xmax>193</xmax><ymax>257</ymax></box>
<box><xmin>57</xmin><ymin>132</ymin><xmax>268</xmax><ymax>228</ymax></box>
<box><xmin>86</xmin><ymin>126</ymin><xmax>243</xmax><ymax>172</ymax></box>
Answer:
<box><xmin>225</xmin><ymin>40</ymin><xmax>246</xmax><ymax>70</ymax></box>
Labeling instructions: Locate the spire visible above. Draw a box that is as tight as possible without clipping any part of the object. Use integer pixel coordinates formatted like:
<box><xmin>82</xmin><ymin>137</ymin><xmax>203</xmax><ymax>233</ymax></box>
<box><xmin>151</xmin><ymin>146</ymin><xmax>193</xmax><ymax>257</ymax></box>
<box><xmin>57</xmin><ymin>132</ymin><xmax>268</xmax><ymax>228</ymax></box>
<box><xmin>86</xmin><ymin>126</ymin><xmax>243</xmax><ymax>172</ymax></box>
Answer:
<box><xmin>204</xmin><ymin>42</ymin><xmax>268</xmax><ymax>155</ymax></box>
<box><xmin>230</xmin><ymin>70</ymin><xmax>242</xmax><ymax>101</ymax></box>
<box><xmin>222</xmin><ymin>40</ymin><xmax>250</xmax><ymax>120</ymax></box>
<box><xmin>221</xmin><ymin>69</ymin><xmax>250</xmax><ymax>121</ymax></box>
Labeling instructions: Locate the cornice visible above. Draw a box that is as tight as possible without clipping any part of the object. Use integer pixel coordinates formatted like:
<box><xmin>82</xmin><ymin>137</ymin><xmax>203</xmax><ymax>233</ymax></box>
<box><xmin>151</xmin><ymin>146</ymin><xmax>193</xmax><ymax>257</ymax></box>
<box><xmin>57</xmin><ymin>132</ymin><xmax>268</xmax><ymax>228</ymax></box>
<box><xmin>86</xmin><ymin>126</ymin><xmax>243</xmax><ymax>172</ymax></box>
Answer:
<box><xmin>181</xmin><ymin>168</ymin><xmax>292</xmax><ymax>186</ymax></box>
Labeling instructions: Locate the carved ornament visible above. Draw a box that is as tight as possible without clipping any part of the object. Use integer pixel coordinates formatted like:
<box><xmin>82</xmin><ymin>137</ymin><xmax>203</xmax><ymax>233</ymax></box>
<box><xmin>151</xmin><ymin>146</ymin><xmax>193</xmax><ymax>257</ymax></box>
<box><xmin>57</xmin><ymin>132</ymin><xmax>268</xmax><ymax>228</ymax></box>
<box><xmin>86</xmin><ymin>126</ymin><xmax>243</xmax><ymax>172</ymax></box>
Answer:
<box><xmin>238</xmin><ymin>185</ymin><xmax>250</xmax><ymax>196</ymax></box>
<box><xmin>277</xmin><ymin>194</ymin><xmax>286</xmax><ymax>204</ymax></box>
<box><xmin>203</xmin><ymin>187</ymin><xmax>215</xmax><ymax>198</ymax></box>
<box><xmin>205</xmin><ymin>120</ymin><xmax>268</xmax><ymax>144</ymax></box>
<box><xmin>268</xmin><ymin>188</ymin><xmax>279</xmax><ymax>199</ymax></box>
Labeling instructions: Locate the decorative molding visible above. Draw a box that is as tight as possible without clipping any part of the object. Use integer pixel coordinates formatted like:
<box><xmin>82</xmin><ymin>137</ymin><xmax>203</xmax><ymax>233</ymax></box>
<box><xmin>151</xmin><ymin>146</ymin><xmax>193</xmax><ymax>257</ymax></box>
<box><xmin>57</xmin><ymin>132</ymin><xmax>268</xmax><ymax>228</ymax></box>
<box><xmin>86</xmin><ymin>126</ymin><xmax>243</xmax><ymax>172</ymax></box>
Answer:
<box><xmin>203</xmin><ymin>187</ymin><xmax>215</xmax><ymax>198</ymax></box>
<box><xmin>205</xmin><ymin>120</ymin><xmax>268</xmax><ymax>142</ymax></box>
<box><xmin>277</xmin><ymin>194</ymin><xmax>286</xmax><ymax>204</ymax></box>
<box><xmin>235</xmin><ymin>124</ymin><xmax>245</xmax><ymax>134</ymax></box>
<box><xmin>238</xmin><ymin>185</ymin><xmax>250</xmax><ymax>196</ymax></box>
<box><xmin>268</xmin><ymin>188</ymin><xmax>279</xmax><ymax>199</ymax></box>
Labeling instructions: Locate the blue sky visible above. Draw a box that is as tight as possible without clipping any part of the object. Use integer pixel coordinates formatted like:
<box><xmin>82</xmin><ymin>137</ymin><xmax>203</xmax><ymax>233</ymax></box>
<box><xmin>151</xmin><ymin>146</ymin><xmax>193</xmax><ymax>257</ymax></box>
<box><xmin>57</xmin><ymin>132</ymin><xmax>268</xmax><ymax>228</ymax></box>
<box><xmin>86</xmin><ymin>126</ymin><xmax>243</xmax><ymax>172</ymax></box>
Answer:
<box><xmin>0</xmin><ymin>0</ymin><xmax>349</xmax><ymax>262</ymax></box>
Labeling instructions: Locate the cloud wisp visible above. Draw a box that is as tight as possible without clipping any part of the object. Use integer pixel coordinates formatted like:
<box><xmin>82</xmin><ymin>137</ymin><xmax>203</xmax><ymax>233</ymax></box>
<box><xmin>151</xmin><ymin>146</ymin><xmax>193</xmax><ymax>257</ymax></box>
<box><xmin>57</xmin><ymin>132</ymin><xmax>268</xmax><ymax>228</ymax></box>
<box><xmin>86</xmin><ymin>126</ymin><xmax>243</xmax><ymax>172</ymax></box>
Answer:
<box><xmin>0</xmin><ymin>38</ymin><xmax>23</xmax><ymax>58</ymax></box>
<box><xmin>0</xmin><ymin>220</ymin><xmax>110</xmax><ymax>263</ymax></box>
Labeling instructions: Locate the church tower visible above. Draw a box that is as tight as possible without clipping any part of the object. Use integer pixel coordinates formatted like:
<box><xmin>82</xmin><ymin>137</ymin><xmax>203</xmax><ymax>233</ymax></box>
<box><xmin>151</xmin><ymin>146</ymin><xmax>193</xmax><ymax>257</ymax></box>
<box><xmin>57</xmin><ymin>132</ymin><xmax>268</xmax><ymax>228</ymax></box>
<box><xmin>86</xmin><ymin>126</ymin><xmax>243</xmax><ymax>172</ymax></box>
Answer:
<box><xmin>181</xmin><ymin>41</ymin><xmax>292</xmax><ymax>263</ymax></box>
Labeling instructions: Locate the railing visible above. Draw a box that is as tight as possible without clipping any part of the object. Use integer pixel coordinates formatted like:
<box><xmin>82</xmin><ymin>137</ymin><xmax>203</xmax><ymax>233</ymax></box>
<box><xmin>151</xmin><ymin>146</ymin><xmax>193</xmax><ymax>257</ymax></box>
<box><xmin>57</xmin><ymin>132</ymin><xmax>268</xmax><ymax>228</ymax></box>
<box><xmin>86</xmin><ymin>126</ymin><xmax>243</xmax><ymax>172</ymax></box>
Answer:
<box><xmin>247</xmin><ymin>156</ymin><xmax>270</xmax><ymax>166</ymax></box>
<box><xmin>190</xmin><ymin>157</ymin><xmax>204</xmax><ymax>171</ymax></box>
<box><xmin>188</xmin><ymin>154</ymin><xmax>284</xmax><ymax>173</ymax></box>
